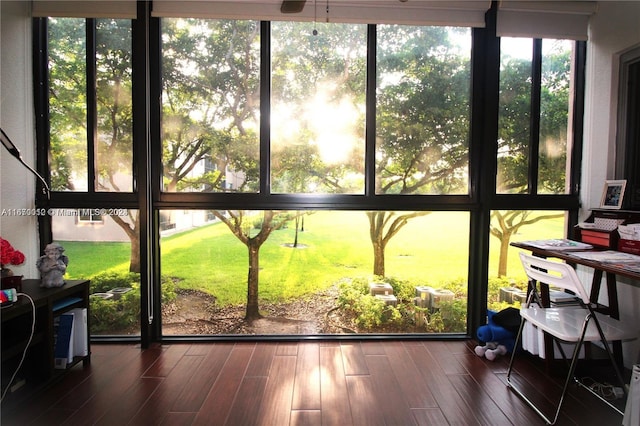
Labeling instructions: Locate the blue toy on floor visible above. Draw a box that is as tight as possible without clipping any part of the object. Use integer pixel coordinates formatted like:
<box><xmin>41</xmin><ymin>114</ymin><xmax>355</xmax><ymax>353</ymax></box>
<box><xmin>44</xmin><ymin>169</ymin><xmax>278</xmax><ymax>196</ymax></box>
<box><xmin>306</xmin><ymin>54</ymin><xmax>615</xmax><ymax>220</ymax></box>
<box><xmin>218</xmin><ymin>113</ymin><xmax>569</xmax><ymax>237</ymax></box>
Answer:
<box><xmin>474</xmin><ymin>308</ymin><xmax>518</xmax><ymax>361</ymax></box>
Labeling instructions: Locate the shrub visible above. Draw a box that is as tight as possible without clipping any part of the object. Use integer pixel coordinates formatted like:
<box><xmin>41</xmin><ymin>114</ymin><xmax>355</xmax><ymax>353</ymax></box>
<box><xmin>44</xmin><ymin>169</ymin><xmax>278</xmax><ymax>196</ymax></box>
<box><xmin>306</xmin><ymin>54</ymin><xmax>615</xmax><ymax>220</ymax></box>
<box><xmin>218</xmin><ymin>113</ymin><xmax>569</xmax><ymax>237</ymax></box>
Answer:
<box><xmin>89</xmin><ymin>272</ymin><xmax>177</xmax><ymax>333</ymax></box>
<box><xmin>89</xmin><ymin>271</ymin><xmax>140</xmax><ymax>293</ymax></box>
<box><xmin>385</xmin><ymin>276</ymin><xmax>415</xmax><ymax>304</ymax></box>
<box><xmin>337</xmin><ymin>277</ymin><xmax>408</xmax><ymax>330</ymax></box>
<box><xmin>432</xmin><ymin>299</ymin><xmax>467</xmax><ymax>333</ymax></box>
<box><xmin>90</xmin><ymin>287</ymin><xmax>140</xmax><ymax>333</ymax></box>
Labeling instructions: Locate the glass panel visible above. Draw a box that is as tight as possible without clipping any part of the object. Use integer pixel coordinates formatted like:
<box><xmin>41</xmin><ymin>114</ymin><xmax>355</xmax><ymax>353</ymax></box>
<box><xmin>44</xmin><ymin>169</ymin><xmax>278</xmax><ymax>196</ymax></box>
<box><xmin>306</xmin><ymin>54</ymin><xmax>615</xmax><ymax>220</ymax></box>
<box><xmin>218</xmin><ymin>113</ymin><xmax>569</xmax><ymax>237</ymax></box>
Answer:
<box><xmin>488</xmin><ymin>210</ymin><xmax>566</xmax><ymax>309</ymax></box>
<box><xmin>48</xmin><ymin>18</ymin><xmax>88</xmax><ymax>191</ymax></box>
<box><xmin>160</xmin><ymin>210</ymin><xmax>469</xmax><ymax>336</ymax></box>
<box><xmin>538</xmin><ymin>39</ymin><xmax>573</xmax><ymax>195</ymax></box>
<box><xmin>161</xmin><ymin>19</ymin><xmax>261</xmax><ymax>193</ymax></box>
<box><xmin>376</xmin><ymin>26</ymin><xmax>471</xmax><ymax>195</ymax></box>
<box><xmin>270</xmin><ymin>22</ymin><xmax>367</xmax><ymax>194</ymax></box>
<box><xmin>50</xmin><ymin>208</ymin><xmax>140</xmax><ymax>336</ymax></box>
<box><xmin>497</xmin><ymin>37</ymin><xmax>532</xmax><ymax>194</ymax></box>
<box><xmin>95</xmin><ymin>19</ymin><xmax>133</xmax><ymax>192</ymax></box>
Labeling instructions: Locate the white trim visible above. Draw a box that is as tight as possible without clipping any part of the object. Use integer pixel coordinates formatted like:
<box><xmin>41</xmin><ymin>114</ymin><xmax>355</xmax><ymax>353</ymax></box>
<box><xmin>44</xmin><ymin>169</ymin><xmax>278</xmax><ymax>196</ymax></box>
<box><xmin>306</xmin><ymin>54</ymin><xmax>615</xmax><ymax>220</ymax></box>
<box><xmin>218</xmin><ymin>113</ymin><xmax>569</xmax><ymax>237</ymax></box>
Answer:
<box><xmin>497</xmin><ymin>1</ymin><xmax>597</xmax><ymax>40</ymax></box>
<box><xmin>497</xmin><ymin>10</ymin><xmax>590</xmax><ymax>40</ymax></box>
<box><xmin>151</xmin><ymin>0</ymin><xmax>491</xmax><ymax>27</ymax></box>
<box><xmin>32</xmin><ymin>1</ymin><xmax>137</xmax><ymax>19</ymax></box>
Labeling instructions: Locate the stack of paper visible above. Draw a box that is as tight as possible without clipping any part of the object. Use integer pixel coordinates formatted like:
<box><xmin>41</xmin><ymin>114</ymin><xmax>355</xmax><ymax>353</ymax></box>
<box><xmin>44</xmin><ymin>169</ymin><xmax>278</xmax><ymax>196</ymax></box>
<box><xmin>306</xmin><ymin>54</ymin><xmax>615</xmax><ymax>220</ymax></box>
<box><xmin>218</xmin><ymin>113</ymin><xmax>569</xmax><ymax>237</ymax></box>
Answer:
<box><xmin>568</xmin><ymin>250</ymin><xmax>640</xmax><ymax>263</ymax></box>
<box><xmin>618</xmin><ymin>224</ymin><xmax>640</xmax><ymax>241</ymax></box>
<box><xmin>519</xmin><ymin>239</ymin><xmax>593</xmax><ymax>251</ymax></box>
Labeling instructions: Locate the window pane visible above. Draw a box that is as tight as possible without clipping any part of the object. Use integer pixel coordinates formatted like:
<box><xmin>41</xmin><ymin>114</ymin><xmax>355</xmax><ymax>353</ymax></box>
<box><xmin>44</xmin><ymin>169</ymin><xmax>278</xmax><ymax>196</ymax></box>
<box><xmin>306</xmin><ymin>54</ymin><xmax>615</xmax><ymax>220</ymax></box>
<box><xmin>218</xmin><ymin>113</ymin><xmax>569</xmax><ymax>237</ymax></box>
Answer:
<box><xmin>160</xmin><ymin>210</ymin><xmax>469</xmax><ymax>336</ymax></box>
<box><xmin>161</xmin><ymin>19</ymin><xmax>260</xmax><ymax>193</ymax></box>
<box><xmin>270</xmin><ymin>22</ymin><xmax>367</xmax><ymax>194</ymax></box>
<box><xmin>497</xmin><ymin>38</ymin><xmax>532</xmax><ymax>194</ymax></box>
<box><xmin>95</xmin><ymin>19</ymin><xmax>133</xmax><ymax>192</ymax></box>
<box><xmin>489</xmin><ymin>210</ymin><xmax>566</xmax><ymax>309</ymax></box>
<box><xmin>48</xmin><ymin>18</ymin><xmax>88</xmax><ymax>191</ymax></box>
<box><xmin>538</xmin><ymin>39</ymin><xmax>572</xmax><ymax>195</ymax></box>
<box><xmin>51</xmin><ymin>208</ymin><xmax>140</xmax><ymax>336</ymax></box>
<box><xmin>376</xmin><ymin>26</ymin><xmax>471</xmax><ymax>195</ymax></box>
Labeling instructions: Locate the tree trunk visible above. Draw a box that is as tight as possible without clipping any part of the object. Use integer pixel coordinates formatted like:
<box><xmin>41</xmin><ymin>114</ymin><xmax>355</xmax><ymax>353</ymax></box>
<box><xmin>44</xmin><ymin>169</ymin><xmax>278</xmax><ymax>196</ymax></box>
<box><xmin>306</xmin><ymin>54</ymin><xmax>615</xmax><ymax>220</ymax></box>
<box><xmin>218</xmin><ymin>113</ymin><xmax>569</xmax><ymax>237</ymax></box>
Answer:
<box><xmin>373</xmin><ymin>241</ymin><xmax>385</xmax><ymax>277</ymax></box>
<box><xmin>245</xmin><ymin>241</ymin><xmax>261</xmax><ymax>320</ymax></box>
<box><xmin>130</xmin><ymin>236</ymin><xmax>140</xmax><ymax>273</ymax></box>
<box><xmin>109</xmin><ymin>211</ymin><xmax>140</xmax><ymax>273</ymax></box>
<box><xmin>498</xmin><ymin>231</ymin><xmax>513</xmax><ymax>277</ymax></box>
<box><xmin>293</xmin><ymin>215</ymin><xmax>300</xmax><ymax>248</ymax></box>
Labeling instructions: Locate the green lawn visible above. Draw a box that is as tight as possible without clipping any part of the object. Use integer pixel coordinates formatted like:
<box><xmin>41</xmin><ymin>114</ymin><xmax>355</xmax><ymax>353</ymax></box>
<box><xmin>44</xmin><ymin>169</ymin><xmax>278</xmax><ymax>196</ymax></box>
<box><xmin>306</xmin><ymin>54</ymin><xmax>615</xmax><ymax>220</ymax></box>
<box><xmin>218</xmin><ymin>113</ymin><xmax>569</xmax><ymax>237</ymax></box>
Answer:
<box><xmin>62</xmin><ymin>211</ymin><xmax>564</xmax><ymax>305</ymax></box>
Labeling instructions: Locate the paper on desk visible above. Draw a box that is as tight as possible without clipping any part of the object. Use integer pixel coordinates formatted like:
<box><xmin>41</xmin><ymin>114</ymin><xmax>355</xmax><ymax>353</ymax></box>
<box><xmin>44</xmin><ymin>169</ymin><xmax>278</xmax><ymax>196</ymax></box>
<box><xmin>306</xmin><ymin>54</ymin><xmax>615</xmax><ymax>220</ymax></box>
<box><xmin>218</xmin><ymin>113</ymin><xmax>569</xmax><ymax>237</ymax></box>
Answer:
<box><xmin>618</xmin><ymin>224</ymin><xmax>640</xmax><ymax>241</ymax></box>
<box><xmin>568</xmin><ymin>250</ymin><xmax>640</xmax><ymax>263</ymax></box>
<box><xmin>519</xmin><ymin>239</ymin><xmax>593</xmax><ymax>250</ymax></box>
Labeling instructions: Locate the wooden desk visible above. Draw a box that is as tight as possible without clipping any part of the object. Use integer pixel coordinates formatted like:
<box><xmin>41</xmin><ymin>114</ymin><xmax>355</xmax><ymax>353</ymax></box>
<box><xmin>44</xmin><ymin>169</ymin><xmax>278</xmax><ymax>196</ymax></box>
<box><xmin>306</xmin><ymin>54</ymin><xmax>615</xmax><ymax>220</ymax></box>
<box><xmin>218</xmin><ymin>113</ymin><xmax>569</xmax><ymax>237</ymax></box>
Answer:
<box><xmin>511</xmin><ymin>242</ymin><xmax>640</xmax><ymax>365</ymax></box>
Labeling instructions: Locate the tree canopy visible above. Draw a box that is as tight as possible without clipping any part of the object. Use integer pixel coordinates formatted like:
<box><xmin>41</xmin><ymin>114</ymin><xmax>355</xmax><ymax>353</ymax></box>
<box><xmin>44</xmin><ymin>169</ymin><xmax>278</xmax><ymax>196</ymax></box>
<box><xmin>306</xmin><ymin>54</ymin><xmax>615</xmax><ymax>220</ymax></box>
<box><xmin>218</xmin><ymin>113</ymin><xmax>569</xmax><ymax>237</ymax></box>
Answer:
<box><xmin>46</xmin><ymin>18</ymin><xmax>573</xmax><ymax>314</ymax></box>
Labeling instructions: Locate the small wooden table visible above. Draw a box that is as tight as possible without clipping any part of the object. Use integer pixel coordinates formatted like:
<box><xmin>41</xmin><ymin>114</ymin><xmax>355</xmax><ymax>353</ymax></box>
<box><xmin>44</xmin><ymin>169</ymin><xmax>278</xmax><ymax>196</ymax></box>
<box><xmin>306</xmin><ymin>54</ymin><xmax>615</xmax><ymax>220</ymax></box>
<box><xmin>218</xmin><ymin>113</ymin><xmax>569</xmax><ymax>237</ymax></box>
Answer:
<box><xmin>1</xmin><ymin>279</ymin><xmax>90</xmax><ymax>407</ymax></box>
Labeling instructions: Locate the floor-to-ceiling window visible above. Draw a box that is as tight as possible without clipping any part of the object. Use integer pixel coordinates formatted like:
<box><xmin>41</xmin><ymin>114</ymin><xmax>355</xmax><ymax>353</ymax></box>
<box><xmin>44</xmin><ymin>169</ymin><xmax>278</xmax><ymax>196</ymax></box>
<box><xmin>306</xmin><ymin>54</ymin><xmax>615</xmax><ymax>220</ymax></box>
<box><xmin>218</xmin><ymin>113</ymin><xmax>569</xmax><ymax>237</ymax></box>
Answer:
<box><xmin>157</xmin><ymin>18</ymin><xmax>473</xmax><ymax>336</ymax></box>
<box><xmin>41</xmin><ymin>16</ymin><xmax>140</xmax><ymax>336</ymax></box>
<box><xmin>488</xmin><ymin>32</ymin><xmax>582</xmax><ymax>312</ymax></box>
<box><xmin>33</xmin><ymin>2</ymin><xmax>585</xmax><ymax>341</ymax></box>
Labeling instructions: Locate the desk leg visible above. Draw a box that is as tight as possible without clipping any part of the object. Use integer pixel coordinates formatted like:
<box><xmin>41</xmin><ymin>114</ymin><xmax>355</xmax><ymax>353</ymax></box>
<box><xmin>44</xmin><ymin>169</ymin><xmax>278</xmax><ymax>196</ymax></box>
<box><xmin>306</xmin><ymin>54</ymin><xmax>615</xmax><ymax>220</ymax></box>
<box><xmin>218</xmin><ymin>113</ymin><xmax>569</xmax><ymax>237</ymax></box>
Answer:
<box><xmin>589</xmin><ymin>270</ymin><xmax>623</xmax><ymax>367</ymax></box>
<box><xmin>589</xmin><ymin>270</ymin><xmax>603</xmax><ymax>307</ymax></box>
<box><xmin>606</xmin><ymin>272</ymin><xmax>624</xmax><ymax>367</ymax></box>
<box><xmin>606</xmin><ymin>272</ymin><xmax>620</xmax><ymax>319</ymax></box>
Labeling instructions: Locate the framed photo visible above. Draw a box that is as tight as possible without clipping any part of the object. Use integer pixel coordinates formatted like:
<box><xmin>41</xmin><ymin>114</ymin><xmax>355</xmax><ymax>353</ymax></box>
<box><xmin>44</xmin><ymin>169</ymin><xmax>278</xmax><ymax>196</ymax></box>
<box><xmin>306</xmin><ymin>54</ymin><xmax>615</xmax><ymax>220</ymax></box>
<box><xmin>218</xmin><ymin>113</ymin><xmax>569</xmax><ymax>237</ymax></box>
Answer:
<box><xmin>600</xmin><ymin>180</ymin><xmax>626</xmax><ymax>209</ymax></box>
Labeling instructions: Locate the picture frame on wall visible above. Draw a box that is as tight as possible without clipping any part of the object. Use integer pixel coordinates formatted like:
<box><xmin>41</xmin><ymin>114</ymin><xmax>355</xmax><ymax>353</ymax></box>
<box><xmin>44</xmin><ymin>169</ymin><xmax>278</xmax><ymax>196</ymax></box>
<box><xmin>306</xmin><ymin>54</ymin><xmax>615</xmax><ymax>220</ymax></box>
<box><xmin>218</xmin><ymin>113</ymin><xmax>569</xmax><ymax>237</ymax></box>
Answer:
<box><xmin>600</xmin><ymin>179</ymin><xmax>626</xmax><ymax>209</ymax></box>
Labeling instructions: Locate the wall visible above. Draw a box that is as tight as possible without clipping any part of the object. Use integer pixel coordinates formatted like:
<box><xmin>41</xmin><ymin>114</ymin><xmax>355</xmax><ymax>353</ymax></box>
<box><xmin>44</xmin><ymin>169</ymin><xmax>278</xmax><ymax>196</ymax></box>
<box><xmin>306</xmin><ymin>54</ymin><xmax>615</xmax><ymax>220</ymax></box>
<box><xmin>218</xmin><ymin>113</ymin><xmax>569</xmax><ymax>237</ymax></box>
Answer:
<box><xmin>582</xmin><ymin>1</ymin><xmax>640</xmax><ymax>366</ymax></box>
<box><xmin>581</xmin><ymin>1</ymin><xmax>640</xmax><ymax>213</ymax></box>
<box><xmin>0</xmin><ymin>1</ymin><xmax>39</xmax><ymax>279</ymax></box>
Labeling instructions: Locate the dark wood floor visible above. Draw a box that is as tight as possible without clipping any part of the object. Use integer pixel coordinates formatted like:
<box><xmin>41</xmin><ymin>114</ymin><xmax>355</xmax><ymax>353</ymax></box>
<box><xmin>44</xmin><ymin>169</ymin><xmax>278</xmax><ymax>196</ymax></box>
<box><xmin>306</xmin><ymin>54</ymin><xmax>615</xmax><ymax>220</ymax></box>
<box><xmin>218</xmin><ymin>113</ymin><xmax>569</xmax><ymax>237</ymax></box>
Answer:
<box><xmin>1</xmin><ymin>339</ymin><xmax>625</xmax><ymax>425</ymax></box>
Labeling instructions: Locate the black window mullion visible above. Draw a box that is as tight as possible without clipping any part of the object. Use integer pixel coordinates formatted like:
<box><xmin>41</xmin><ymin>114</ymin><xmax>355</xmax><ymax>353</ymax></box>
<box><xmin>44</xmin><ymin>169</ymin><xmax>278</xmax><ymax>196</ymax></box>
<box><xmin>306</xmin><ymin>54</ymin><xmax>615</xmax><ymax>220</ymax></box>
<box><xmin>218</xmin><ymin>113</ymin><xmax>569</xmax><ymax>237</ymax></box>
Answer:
<box><xmin>570</xmin><ymin>40</ymin><xmax>587</xmax><ymax>197</ymax></box>
<box><xmin>86</xmin><ymin>19</ymin><xmax>97</xmax><ymax>194</ymax></box>
<box><xmin>33</xmin><ymin>17</ymin><xmax>53</xmax><ymax>251</ymax></box>
<box><xmin>365</xmin><ymin>24</ymin><xmax>376</xmax><ymax>197</ymax></box>
<box><xmin>528</xmin><ymin>38</ymin><xmax>543</xmax><ymax>194</ymax></box>
<box><xmin>260</xmin><ymin>21</ymin><xmax>271</xmax><ymax>195</ymax></box>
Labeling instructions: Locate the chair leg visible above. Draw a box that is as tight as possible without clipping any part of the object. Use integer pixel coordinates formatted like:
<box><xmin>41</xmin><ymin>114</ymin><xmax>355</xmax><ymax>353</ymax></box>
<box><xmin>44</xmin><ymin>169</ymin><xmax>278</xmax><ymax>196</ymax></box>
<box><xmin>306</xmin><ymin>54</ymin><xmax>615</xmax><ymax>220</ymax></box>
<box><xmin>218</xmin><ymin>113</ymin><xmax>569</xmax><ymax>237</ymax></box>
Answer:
<box><xmin>508</xmin><ymin>315</ymin><xmax>628</xmax><ymax>424</ymax></box>
<box><xmin>507</xmin><ymin>320</ymin><xmax>587</xmax><ymax>425</ymax></box>
<box><xmin>506</xmin><ymin>317</ymin><xmax>526</xmax><ymax>383</ymax></box>
<box><xmin>574</xmin><ymin>313</ymin><xmax>627</xmax><ymax>416</ymax></box>
<box><xmin>506</xmin><ymin>320</ymin><xmax>559</xmax><ymax>424</ymax></box>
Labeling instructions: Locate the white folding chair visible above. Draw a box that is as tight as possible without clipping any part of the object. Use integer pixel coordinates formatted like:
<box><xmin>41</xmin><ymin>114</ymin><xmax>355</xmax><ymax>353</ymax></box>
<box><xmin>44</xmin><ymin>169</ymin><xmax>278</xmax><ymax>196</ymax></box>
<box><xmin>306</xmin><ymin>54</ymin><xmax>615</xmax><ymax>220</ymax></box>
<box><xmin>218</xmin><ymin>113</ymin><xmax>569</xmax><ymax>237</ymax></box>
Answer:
<box><xmin>507</xmin><ymin>252</ymin><xmax>638</xmax><ymax>425</ymax></box>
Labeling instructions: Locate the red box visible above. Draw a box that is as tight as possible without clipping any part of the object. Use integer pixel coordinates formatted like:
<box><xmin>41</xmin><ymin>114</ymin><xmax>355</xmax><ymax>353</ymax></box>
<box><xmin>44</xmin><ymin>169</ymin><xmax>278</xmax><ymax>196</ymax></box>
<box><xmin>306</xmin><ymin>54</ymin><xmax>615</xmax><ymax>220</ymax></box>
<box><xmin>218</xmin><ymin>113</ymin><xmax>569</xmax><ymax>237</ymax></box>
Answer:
<box><xmin>580</xmin><ymin>230</ymin><xmax>611</xmax><ymax>247</ymax></box>
<box><xmin>619</xmin><ymin>239</ymin><xmax>640</xmax><ymax>255</ymax></box>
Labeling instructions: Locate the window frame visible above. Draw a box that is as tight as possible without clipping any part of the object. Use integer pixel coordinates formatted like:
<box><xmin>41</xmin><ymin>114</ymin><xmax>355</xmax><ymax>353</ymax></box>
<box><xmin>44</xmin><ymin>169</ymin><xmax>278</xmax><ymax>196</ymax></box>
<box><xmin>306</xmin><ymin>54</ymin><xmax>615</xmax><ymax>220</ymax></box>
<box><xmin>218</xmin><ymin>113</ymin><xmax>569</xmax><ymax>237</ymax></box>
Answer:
<box><xmin>32</xmin><ymin>4</ymin><xmax>585</xmax><ymax>345</ymax></box>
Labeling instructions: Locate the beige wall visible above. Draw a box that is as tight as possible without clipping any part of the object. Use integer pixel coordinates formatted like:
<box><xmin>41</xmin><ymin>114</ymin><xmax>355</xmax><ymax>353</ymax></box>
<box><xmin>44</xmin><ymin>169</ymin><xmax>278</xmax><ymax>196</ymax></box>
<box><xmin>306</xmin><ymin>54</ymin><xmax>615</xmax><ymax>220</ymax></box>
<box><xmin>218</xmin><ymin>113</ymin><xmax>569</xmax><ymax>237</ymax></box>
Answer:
<box><xmin>581</xmin><ymin>1</ymin><xmax>640</xmax><ymax>367</ymax></box>
<box><xmin>1</xmin><ymin>1</ymin><xmax>38</xmax><ymax>279</ymax></box>
<box><xmin>581</xmin><ymin>1</ymin><xmax>640</xmax><ymax>216</ymax></box>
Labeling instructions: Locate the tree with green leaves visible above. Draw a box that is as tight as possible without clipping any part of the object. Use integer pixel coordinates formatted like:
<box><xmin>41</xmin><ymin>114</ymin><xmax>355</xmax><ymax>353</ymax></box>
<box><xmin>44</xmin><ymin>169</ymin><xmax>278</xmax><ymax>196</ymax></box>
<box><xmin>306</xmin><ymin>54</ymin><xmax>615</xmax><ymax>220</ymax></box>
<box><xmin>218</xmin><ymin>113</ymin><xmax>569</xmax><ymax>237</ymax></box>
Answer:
<box><xmin>48</xmin><ymin>18</ymin><xmax>87</xmax><ymax>191</ymax></box>
<box><xmin>371</xmin><ymin>26</ymin><xmax>471</xmax><ymax>277</ymax></box>
<box><xmin>161</xmin><ymin>19</ymin><xmax>261</xmax><ymax>193</ymax></box>
<box><xmin>492</xmin><ymin>41</ymin><xmax>572</xmax><ymax>276</ymax></box>
<box><xmin>490</xmin><ymin>210</ymin><xmax>564</xmax><ymax>277</ymax></box>
<box><xmin>49</xmin><ymin>18</ymin><xmax>141</xmax><ymax>272</ymax></box>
